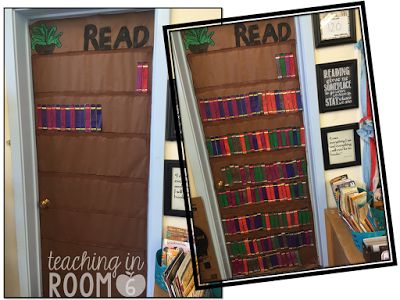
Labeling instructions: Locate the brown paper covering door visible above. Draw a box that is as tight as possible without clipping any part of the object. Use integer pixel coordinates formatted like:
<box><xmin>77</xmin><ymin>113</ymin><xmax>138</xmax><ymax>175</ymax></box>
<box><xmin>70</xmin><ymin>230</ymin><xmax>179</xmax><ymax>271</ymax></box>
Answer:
<box><xmin>185</xmin><ymin>18</ymin><xmax>319</xmax><ymax>281</ymax></box>
<box><xmin>31</xmin><ymin>11</ymin><xmax>153</xmax><ymax>297</ymax></box>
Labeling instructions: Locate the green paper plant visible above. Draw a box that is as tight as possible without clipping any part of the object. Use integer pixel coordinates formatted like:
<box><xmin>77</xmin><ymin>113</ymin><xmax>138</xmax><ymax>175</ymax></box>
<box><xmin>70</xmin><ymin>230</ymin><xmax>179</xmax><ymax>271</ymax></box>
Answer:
<box><xmin>31</xmin><ymin>24</ymin><xmax>63</xmax><ymax>53</ymax></box>
<box><xmin>184</xmin><ymin>27</ymin><xmax>215</xmax><ymax>52</ymax></box>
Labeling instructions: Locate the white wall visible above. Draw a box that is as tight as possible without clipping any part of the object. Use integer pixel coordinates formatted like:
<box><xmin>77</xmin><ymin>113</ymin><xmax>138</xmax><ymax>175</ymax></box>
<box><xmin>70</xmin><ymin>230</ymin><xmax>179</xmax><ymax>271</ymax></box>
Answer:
<box><xmin>314</xmin><ymin>10</ymin><xmax>364</xmax><ymax>208</ymax></box>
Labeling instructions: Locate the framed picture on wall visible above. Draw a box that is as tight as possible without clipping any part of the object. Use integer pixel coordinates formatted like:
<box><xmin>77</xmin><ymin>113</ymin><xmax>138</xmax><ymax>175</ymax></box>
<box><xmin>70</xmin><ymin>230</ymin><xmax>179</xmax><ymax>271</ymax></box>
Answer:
<box><xmin>316</xmin><ymin>59</ymin><xmax>358</xmax><ymax>113</ymax></box>
<box><xmin>164</xmin><ymin>160</ymin><xmax>186</xmax><ymax>217</ymax></box>
<box><xmin>321</xmin><ymin>123</ymin><xmax>361</xmax><ymax>170</ymax></box>
<box><xmin>166</xmin><ymin>80</ymin><xmax>177</xmax><ymax>141</ymax></box>
<box><xmin>313</xmin><ymin>9</ymin><xmax>356</xmax><ymax>48</ymax></box>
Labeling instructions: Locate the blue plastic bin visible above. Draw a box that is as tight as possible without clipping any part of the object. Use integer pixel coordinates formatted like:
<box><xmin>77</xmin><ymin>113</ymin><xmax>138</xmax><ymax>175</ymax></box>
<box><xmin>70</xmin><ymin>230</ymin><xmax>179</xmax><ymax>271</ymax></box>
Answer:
<box><xmin>154</xmin><ymin>249</ymin><xmax>168</xmax><ymax>292</ymax></box>
<box><xmin>350</xmin><ymin>206</ymin><xmax>386</xmax><ymax>251</ymax></box>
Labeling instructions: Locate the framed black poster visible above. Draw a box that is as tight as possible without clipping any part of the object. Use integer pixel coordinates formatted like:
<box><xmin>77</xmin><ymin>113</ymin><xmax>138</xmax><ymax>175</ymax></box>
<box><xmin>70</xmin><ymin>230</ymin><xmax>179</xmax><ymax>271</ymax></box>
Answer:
<box><xmin>164</xmin><ymin>160</ymin><xmax>186</xmax><ymax>217</ymax></box>
<box><xmin>166</xmin><ymin>80</ymin><xmax>177</xmax><ymax>141</ymax></box>
<box><xmin>321</xmin><ymin>123</ymin><xmax>361</xmax><ymax>170</ymax></box>
<box><xmin>316</xmin><ymin>59</ymin><xmax>358</xmax><ymax>113</ymax></box>
<box><xmin>313</xmin><ymin>9</ymin><xmax>356</xmax><ymax>48</ymax></box>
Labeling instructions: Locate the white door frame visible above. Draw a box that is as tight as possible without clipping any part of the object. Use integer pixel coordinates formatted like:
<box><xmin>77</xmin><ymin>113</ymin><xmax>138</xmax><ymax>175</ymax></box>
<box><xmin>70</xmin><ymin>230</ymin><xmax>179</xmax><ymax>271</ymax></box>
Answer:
<box><xmin>295</xmin><ymin>15</ymin><xmax>328</xmax><ymax>267</ymax></box>
<box><xmin>5</xmin><ymin>8</ymin><xmax>169</xmax><ymax>297</ymax></box>
<box><xmin>170</xmin><ymin>30</ymin><xmax>232</xmax><ymax>280</ymax></box>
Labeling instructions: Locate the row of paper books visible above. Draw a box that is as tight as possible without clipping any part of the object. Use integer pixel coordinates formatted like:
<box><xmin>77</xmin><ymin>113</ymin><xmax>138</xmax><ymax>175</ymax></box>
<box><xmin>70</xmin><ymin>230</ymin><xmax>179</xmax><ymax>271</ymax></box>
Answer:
<box><xmin>330</xmin><ymin>175</ymin><xmax>376</xmax><ymax>233</ymax></box>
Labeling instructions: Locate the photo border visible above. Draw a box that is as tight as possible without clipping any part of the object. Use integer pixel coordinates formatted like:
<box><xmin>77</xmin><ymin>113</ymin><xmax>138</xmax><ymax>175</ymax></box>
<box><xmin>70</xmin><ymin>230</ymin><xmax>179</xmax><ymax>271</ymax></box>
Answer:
<box><xmin>163</xmin><ymin>159</ymin><xmax>186</xmax><ymax>217</ymax></box>
<box><xmin>321</xmin><ymin>123</ymin><xmax>361</xmax><ymax>170</ymax></box>
<box><xmin>316</xmin><ymin>59</ymin><xmax>359</xmax><ymax>113</ymax></box>
<box><xmin>165</xmin><ymin>80</ymin><xmax>177</xmax><ymax>141</ymax></box>
<box><xmin>312</xmin><ymin>9</ymin><xmax>357</xmax><ymax>48</ymax></box>
<box><xmin>163</xmin><ymin>1</ymin><xmax>397</xmax><ymax>290</ymax></box>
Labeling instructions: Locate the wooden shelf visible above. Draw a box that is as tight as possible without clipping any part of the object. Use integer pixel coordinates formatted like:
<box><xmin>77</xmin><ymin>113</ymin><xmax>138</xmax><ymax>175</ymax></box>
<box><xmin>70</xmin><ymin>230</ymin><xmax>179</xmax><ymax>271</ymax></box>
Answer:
<box><xmin>325</xmin><ymin>208</ymin><xmax>365</xmax><ymax>266</ymax></box>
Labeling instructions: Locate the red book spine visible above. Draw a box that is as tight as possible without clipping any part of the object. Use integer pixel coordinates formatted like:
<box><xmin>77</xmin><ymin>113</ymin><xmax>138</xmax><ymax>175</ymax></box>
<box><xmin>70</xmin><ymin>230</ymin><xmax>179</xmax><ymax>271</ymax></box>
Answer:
<box><xmin>36</xmin><ymin>105</ymin><xmax>42</xmax><ymax>129</ymax></box>
<box><xmin>262</xmin><ymin>93</ymin><xmax>268</xmax><ymax>114</ymax></box>
<box><xmin>199</xmin><ymin>102</ymin><xmax>207</xmax><ymax>121</ymax></box>
<box><xmin>300</xmin><ymin>127</ymin><xmax>306</xmax><ymax>145</ymax></box>
<box><xmin>290</xmin><ymin>91</ymin><xmax>299</xmax><ymax>111</ymax></box>
<box><xmin>269</xmin><ymin>92</ymin><xmax>277</xmax><ymax>113</ymax></box>
<box><xmin>142</xmin><ymin>63</ymin><xmax>149</xmax><ymax>92</ymax></box>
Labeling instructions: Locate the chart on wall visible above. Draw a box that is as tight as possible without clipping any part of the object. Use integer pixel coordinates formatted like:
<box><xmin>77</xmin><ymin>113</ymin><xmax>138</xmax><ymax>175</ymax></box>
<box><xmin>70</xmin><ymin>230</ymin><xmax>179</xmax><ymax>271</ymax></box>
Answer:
<box><xmin>184</xmin><ymin>17</ymin><xmax>319</xmax><ymax>280</ymax></box>
<box><xmin>30</xmin><ymin>11</ymin><xmax>154</xmax><ymax>297</ymax></box>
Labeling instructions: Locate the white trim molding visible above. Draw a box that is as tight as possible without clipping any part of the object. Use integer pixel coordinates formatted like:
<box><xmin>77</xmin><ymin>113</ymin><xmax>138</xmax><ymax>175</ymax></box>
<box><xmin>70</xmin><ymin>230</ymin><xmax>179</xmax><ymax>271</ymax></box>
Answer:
<box><xmin>5</xmin><ymin>8</ymin><xmax>169</xmax><ymax>297</ymax></box>
<box><xmin>147</xmin><ymin>8</ymin><xmax>170</xmax><ymax>297</ymax></box>
<box><xmin>5</xmin><ymin>8</ymin><xmax>42</xmax><ymax>297</ymax></box>
<box><xmin>170</xmin><ymin>31</ymin><xmax>231</xmax><ymax>280</ymax></box>
<box><xmin>295</xmin><ymin>15</ymin><xmax>329</xmax><ymax>267</ymax></box>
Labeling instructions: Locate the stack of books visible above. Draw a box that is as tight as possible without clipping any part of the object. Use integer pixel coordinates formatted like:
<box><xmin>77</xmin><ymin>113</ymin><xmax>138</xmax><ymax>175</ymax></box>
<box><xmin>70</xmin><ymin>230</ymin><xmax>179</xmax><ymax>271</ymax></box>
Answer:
<box><xmin>161</xmin><ymin>226</ymin><xmax>190</xmax><ymax>267</ymax></box>
<box><xmin>166</xmin><ymin>226</ymin><xmax>189</xmax><ymax>241</ymax></box>
<box><xmin>330</xmin><ymin>175</ymin><xmax>376</xmax><ymax>233</ymax></box>
<box><xmin>163</xmin><ymin>250</ymin><xmax>207</xmax><ymax>297</ymax></box>
<box><xmin>161</xmin><ymin>226</ymin><xmax>215</xmax><ymax>297</ymax></box>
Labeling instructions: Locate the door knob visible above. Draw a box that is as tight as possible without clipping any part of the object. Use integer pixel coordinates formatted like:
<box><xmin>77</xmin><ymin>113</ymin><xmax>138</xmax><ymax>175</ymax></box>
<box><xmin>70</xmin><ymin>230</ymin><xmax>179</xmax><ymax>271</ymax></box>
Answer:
<box><xmin>217</xmin><ymin>180</ymin><xmax>225</xmax><ymax>191</ymax></box>
<box><xmin>39</xmin><ymin>198</ymin><xmax>51</xmax><ymax>209</ymax></box>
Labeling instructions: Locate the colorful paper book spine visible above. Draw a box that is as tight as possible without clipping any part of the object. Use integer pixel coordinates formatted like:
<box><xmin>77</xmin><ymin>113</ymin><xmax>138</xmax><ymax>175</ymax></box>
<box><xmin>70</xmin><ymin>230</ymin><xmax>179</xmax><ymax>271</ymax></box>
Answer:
<box><xmin>206</xmin><ymin>127</ymin><xmax>305</xmax><ymax>157</ymax></box>
<box><xmin>275</xmin><ymin>53</ymin><xmax>296</xmax><ymax>79</ymax></box>
<box><xmin>217</xmin><ymin>181</ymin><xmax>307</xmax><ymax>208</ymax></box>
<box><xmin>221</xmin><ymin>159</ymin><xmax>307</xmax><ymax>187</ymax></box>
<box><xmin>198</xmin><ymin>89</ymin><xmax>302</xmax><ymax>122</ymax></box>
<box><xmin>222</xmin><ymin>209</ymin><xmax>312</xmax><ymax>235</ymax></box>
<box><xmin>136</xmin><ymin>62</ymin><xmax>149</xmax><ymax>93</ymax></box>
<box><xmin>142</xmin><ymin>63</ymin><xmax>149</xmax><ymax>92</ymax></box>
<box><xmin>231</xmin><ymin>250</ymin><xmax>301</xmax><ymax>276</ymax></box>
<box><xmin>136</xmin><ymin>63</ymin><xmax>143</xmax><ymax>92</ymax></box>
<box><xmin>36</xmin><ymin>104</ymin><xmax>102</xmax><ymax>132</ymax></box>
<box><xmin>227</xmin><ymin>230</ymin><xmax>314</xmax><ymax>257</ymax></box>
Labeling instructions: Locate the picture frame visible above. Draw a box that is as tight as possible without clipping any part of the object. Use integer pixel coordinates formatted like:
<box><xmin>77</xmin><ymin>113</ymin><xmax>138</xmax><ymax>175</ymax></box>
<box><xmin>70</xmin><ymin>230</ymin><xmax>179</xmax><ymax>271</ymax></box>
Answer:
<box><xmin>321</xmin><ymin>123</ymin><xmax>361</xmax><ymax>170</ymax></box>
<box><xmin>313</xmin><ymin>9</ymin><xmax>356</xmax><ymax>48</ymax></box>
<box><xmin>164</xmin><ymin>160</ymin><xmax>186</xmax><ymax>217</ymax></box>
<box><xmin>316</xmin><ymin>59</ymin><xmax>358</xmax><ymax>113</ymax></box>
<box><xmin>165</xmin><ymin>80</ymin><xmax>177</xmax><ymax>141</ymax></box>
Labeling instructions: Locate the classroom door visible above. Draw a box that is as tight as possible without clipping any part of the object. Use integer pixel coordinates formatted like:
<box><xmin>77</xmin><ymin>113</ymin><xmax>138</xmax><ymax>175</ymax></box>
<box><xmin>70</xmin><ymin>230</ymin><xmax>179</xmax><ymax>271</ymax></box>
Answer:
<box><xmin>31</xmin><ymin>11</ymin><xmax>154</xmax><ymax>297</ymax></box>
<box><xmin>184</xmin><ymin>18</ymin><xmax>319</xmax><ymax>279</ymax></box>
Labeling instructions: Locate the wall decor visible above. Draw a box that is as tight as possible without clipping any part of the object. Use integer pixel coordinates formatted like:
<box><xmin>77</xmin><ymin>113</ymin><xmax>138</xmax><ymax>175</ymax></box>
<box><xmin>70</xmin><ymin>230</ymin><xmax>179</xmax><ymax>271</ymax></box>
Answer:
<box><xmin>31</xmin><ymin>23</ymin><xmax>63</xmax><ymax>54</ymax></box>
<box><xmin>29</xmin><ymin>10</ymin><xmax>155</xmax><ymax>297</ymax></box>
<box><xmin>183</xmin><ymin>16</ymin><xmax>319</xmax><ymax>281</ymax></box>
<box><xmin>165</xmin><ymin>80</ymin><xmax>177</xmax><ymax>141</ymax></box>
<box><xmin>321</xmin><ymin>123</ymin><xmax>361</xmax><ymax>170</ymax></box>
<box><xmin>83</xmin><ymin>24</ymin><xmax>150</xmax><ymax>51</ymax></box>
<box><xmin>184</xmin><ymin>27</ymin><xmax>215</xmax><ymax>54</ymax></box>
<box><xmin>316</xmin><ymin>59</ymin><xmax>358</xmax><ymax>113</ymax></box>
<box><xmin>313</xmin><ymin>9</ymin><xmax>356</xmax><ymax>48</ymax></box>
<box><xmin>164</xmin><ymin>160</ymin><xmax>186</xmax><ymax>217</ymax></box>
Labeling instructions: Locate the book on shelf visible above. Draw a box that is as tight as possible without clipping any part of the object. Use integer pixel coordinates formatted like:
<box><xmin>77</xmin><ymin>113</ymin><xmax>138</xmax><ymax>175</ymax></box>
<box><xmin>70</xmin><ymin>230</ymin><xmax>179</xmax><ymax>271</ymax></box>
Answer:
<box><xmin>166</xmin><ymin>226</ymin><xmax>189</xmax><ymax>242</ymax></box>
<box><xmin>329</xmin><ymin>174</ymin><xmax>378</xmax><ymax>233</ymax></box>
<box><xmin>163</xmin><ymin>252</ymin><xmax>206</xmax><ymax>298</ymax></box>
<box><xmin>161</xmin><ymin>226</ymin><xmax>191</xmax><ymax>267</ymax></box>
